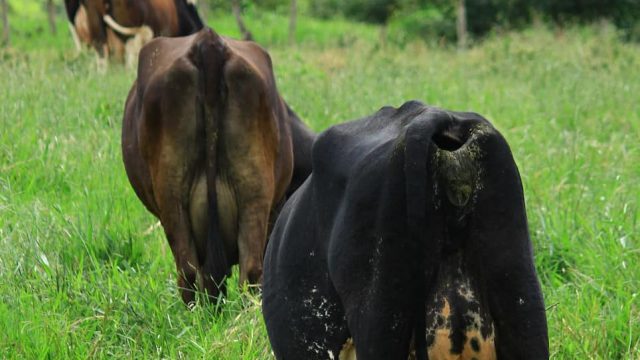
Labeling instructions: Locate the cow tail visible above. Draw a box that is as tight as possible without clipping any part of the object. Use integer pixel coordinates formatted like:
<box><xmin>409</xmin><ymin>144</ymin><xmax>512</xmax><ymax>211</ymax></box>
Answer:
<box><xmin>64</xmin><ymin>0</ymin><xmax>80</xmax><ymax>22</ymax></box>
<box><xmin>404</xmin><ymin>112</ymin><xmax>449</xmax><ymax>360</ymax></box>
<box><xmin>198</xmin><ymin>30</ymin><xmax>229</xmax><ymax>300</ymax></box>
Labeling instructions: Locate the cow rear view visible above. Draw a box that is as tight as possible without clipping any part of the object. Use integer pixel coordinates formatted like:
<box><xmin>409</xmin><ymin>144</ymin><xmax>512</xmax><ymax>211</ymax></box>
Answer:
<box><xmin>122</xmin><ymin>28</ymin><xmax>314</xmax><ymax>304</ymax></box>
<box><xmin>262</xmin><ymin>101</ymin><xmax>548</xmax><ymax>359</ymax></box>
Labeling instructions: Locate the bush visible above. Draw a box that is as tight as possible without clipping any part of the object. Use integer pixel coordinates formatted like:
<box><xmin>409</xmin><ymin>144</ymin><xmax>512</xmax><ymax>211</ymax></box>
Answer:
<box><xmin>341</xmin><ymin>0</ymin><xmax>397</xmax><ymax>24</ymax></box>
<box><xmin>308</xmin><ymin>0</ymin><xmax>397</xmax><ymax>24</ymax></box>
<box><xmin>214</xmin><ymin>0</ymin><xmax>640</xmax><ymax>42</ymax></box>
<box><xmin>308</xmin><ymin>0</ymin><xmax>341</xmax><ymax>19</ymax></box>
<box><xmin>389</xmin><ymin>0</ymin><xmax>640</xmax><ymax>43</ymax></box>
<box><xmin>388</xmin><ymin>6</ymin><xmax>456</xmax><ymax>44</ymax></box>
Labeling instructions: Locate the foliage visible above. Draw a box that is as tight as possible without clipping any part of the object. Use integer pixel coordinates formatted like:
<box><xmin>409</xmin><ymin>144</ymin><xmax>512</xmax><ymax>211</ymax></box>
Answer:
<box><xmin>388</xmin><ymin>4</ymin><xmax>456</xmax><ymax>45</ymax></box>
<box><xmin>341</xmin><ymin>0</ymin><xmax>397</xmax><ymax>24</ymax></box>
<box><xmin>308</xmin><ymin>0</ymin><xmax>341</xmax><ymax>19</ymax></box>
<box><xmin>206</xmin><ymin>9</ymin><xmax>379</xmax><ymax>47</ymax></box>
<box><xmin>208</xmin><ymin>0</ymin><xmax>291</xmax><ymax>15</ymax></box>
<box><xmin>309</xmin><ymin>0</ymin><xmax>640</xmax><ymax>42</ymax></box>
<box><xmin>538</xmin><ymin>0</ymin><xmax>640</xmax><ymax>40</ymax></box>
<box><xmin>308</xmin><ymin>0</ymin><xmax>397</xmax><ymax>24</ymax></box>
<box><xmin>1</xmin><ymin>12</ymin><xmax>639</xmax><ymax>360</ymax></box>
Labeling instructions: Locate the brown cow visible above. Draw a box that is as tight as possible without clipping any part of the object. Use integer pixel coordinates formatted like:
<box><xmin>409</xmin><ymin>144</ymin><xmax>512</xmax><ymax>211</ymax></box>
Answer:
<box><xmin>122</xmin><ymin>28</ymin><xmax>315</xmax><ymax>304</ymax></box>
<box><xmin>63</xmin><ymin>0</ymin><xmax>203</xmax><ymax>69</ymax></box>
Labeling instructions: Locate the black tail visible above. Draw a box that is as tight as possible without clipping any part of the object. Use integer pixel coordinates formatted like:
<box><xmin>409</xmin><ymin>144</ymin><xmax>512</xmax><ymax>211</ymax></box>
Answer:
<box><xmin>64</xmin><ymin>0</ymin><xmax>80</xmax><ymax>23</ymax></box>
<box><xmin>198</xmin><ymin>29</ymin><xmax>229</xmax><ymax>300</ymax></box>
<box><xmin>176</xmin><ymin>0</ymin><xmax>205</xmax><ymax>35</ymax></box>
<box><xmin>403</xmin><ymin>110</ymin><xmax>451</xmax><ymax>360</ymax></box>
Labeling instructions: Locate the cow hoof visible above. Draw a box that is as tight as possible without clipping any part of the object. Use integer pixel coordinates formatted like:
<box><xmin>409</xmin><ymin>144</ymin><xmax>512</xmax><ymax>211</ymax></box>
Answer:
<box><xmin>242</xmin><ymin>267</ymin><xmax>263</xmax><ymax>287</ymax></box>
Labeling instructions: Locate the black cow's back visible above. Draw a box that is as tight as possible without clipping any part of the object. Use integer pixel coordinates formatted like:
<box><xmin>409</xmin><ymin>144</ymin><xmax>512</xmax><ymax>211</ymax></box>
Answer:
<box><xmin>263</xmin><ymin>101</ymin><xmax>549</xmax><ymax>360</ymax></box>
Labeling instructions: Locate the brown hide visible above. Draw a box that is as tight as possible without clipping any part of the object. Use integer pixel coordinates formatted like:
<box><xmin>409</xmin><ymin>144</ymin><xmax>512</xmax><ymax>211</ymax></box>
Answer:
<box><xmin>122</xmin><ymin>28</ymin><xmax>314</xmax><ymax>304</ymax></box>
<box><xmin>109</xmin><ymin>0</ymin><xmax>179</xmax><ymax>36</ymax></box>
<box><xmin>74</xmin><ymin>4</ymin><xmax>91</xmax><ymax>46</ymax></box>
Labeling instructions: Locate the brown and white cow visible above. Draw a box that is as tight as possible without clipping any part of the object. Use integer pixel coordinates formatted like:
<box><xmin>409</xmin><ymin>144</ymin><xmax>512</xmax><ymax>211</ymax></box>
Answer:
<box><xmin>122</xmin><ymin>28</ymin><xmax>315</xmax><ymax>304</ymax></box>
<box><xmin>64</xmin><ymin>0</ymin><xmax>203</xmax><ymax>69</ymax></box>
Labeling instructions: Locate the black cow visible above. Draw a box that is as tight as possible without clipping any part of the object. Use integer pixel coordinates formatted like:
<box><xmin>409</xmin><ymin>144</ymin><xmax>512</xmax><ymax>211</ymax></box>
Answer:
<box><xmin>262</xmin><ymin>101</ymin><xmax>549</xmax><ymax>360</ymax></box>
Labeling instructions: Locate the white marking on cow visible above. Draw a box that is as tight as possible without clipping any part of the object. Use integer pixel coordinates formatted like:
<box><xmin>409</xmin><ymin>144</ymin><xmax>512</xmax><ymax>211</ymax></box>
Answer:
<box><xmin>465</xmin><ymin>310</ymin><xmax>483</xmax><ymax>329</ymax></box>
<box><xmin>457</xmin><ymin>281</ymin><xmax>475</xmax><ymax>302</ymax></box>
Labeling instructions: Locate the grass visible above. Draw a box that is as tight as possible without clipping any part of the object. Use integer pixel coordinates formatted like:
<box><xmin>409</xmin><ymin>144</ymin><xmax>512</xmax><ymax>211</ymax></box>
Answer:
<box><xmin>0</xmin><ymin>9</ymin><xmax>639</xmax><ymax>359</ymax></box>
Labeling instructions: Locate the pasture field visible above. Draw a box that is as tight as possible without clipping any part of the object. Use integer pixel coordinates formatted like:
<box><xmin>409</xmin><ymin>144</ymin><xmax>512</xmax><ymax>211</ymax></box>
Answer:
<box><xmin>1</xmin><ymin>11</ymin><xmax>639</xmax><ymax>359</ymax></box>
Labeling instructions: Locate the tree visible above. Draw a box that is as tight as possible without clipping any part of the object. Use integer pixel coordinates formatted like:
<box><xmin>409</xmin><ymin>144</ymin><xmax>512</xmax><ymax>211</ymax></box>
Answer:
<box><xmin>231</xmin><ymin>0</ymin><xmax>253</xmax><ymax>41</ymax></box>
<box><xmin>456</xmin><ymin>0</ymin><xmax>467</xmax><ymax>48</ymax></box>
<box><xmin>289</xmin><ymin>0</ymin><xmax>296</xmax><ymax>44</ymax></box>
<box><xmin>47</xmin><ymin>0</ymin><xmax>57</xmax><ymax>34</ymax></box>
<box><xmin>1</xmin><ymin>0</ymin><xmax>8</xmax><ymax>45</ymax></box>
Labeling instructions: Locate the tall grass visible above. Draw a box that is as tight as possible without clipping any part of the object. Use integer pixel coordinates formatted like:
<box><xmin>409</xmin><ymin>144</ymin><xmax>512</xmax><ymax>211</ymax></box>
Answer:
<box><xmin>0</xmin><ymin>13</ymin><xmax>638</xmax><ymax>359</ymax></box>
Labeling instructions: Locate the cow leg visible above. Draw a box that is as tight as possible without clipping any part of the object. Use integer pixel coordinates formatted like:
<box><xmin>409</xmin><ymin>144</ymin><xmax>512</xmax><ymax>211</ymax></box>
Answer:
<box><xmin>106</xmin><ymin>28</ymin><xmax>125</xmax><ymax>63</ymax></box>
<box><xmin>468</xmin><ymin>133</ymin><xmax>549</xmax><ymax>359</ymax></box>
<box><xmin>95</xmin><ymin>44</ymin><xmax>108</xmax><ymax>74</ymax></box>
<box><xmin>125</xmin><ymin>39</ymin><xmax>137</xmax><ymax>70</ymax></box>
<box><xmin>150</xmin><ymin>145</ymin><xmax>203</xmax><ymax>304</ymax></box>
<box><xmin>153</xmin><ymin>171</ymin><xmax>201</xmax><ymax>304</ymax></box>
<box><xmin>225</xmin><ymin>122</ymin><xmax>274</xmax><ymax>286</ymax></box>
<box><xmin>160</xmin><ymin>213</ymin><xmax>201</xmax><ymax>305</ymax></box>
<box><xmin>236</xmin><ymin>202</ymin><xmax>270</xmax><ymax>285</ymax></box>
<box><xmin>68</xmin><ymin>23</ymin><xmax>82</xmax><ymax>53</ymax></box>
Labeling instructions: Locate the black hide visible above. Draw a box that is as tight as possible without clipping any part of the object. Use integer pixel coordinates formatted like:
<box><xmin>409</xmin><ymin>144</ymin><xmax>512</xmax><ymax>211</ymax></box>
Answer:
<box><xmin>262</xmin><ymin>101</ymin><xmax>549</xmax><ymax>360</ymax></box>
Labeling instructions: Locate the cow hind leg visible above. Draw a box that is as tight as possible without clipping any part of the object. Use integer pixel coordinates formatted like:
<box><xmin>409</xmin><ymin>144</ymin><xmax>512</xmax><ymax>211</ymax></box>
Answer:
<box><xmin>237</xmin><ymin>203</ymin><xmax>271</xmax><ymax>286</ymax></box>
<box><xmin>152</xmin><ymin>167</ymin><xmax>203</xmax><ymax>304</ymax></box>
<box><xmin>68</xmin><ymin>23</ymin><xmax>82</xmax><ymax>52</ymax></box>
<box><xmin>161</xmin><ymin>213</ymin><xmax>201</xmax><ymax>305</ymax></box>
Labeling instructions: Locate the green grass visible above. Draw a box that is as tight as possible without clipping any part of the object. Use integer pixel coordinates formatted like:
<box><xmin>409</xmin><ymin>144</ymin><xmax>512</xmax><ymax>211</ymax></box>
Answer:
<box><xmin>0</xmin><ymin>10</ymin><xmax>639</xmax><ymax>359</ymax></box>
